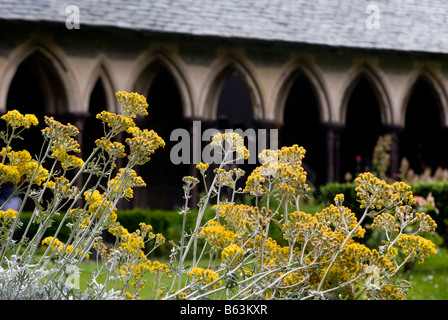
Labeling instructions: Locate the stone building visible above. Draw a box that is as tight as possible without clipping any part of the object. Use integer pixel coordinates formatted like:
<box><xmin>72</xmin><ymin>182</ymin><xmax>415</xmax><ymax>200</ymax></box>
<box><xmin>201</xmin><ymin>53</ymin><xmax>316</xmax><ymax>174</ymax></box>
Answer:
<box><xmin>1</xmin><ymin>0</ymin><xmax>448</xmax><ymax>209</ymax></box>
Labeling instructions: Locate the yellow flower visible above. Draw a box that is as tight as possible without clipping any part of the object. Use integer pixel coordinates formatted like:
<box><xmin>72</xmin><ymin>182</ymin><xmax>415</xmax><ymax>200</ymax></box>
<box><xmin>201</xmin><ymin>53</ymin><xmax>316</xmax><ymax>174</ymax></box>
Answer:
<box><xmin>108</xmin><ymin>168</ymin><xmax>146</xmax><ymax>199</ymax></box>
<box><xmin>0</xmin><ymin>163</ymin><xmax>21</xmax><ymax>184</ymax></box>
<box><xmin>125</xmin><ymin>127</ymin><xmax>165</xmax><ymax>165</ymax></box>
<box><xmin>211</xmin><ymin>133</ymin><xmax>249</xmax><ymax>161</ymax></box>
<box><xmin>1</xmin><ymin>110</ymin><xmax>38</xmax><ymax>129</ymax></box>
<box><xmin>243</xmin><ymin>167</ymin><xmax>266</xmax><ymax>197</ymax></box>
<box><xmin>41</xmin><ymin>116</ymin><xmax>80</xmax><ymax>153</ymax></box>
<box><xmin>115</xmin><ymin>91</ymin><xmax>149</xmax><ymax>118</ymax></box>
<box><xmin>196</xmin><ymin>162</ymin><xmax>209</xmax><ymax>176</ymax></box>
<box><xmin>200</xmin><ymin>221</ymin><xmax>237</xmax><ymax>251</ymax></box>
<box><xmin>397</xmin><ymin>234</ymin><xmax>437</xmax><ymax>264</ymax></box>
<box><xmin>0</xmin><ymin>208</ymin><xmax>18</xmax><ymax>226</ymax></box>
<box><xmin>96</xmin><ymin>111</ymin><xmax>136</xmax><ymax>134</ymax></box>
<box><xmin>84</xmin><ymin>189</ymin><xmax>117</xmax><ymax>222</ymax></box>
<box><xmin>51</xmin><ymin>148</ymin><xmax>84</xmax><ymax>170</ymax></box>
<box><xmin>95</xmin><ymin>137</ymin><xmax>126</xmax><ymax>158</ymax></box>
<box><xmin>189</xmin><ymin>267</ymin><xmax>221</xmax><ymax>289</ymax></box>
<box><xmin>222</xmin><ymin>244</ymin><xmax>245</xmax><ymax>266</ymax></box>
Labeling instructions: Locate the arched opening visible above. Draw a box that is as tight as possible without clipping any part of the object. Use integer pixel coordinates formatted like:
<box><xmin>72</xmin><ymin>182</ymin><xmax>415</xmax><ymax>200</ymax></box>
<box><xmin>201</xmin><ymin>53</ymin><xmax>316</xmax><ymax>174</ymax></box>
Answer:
<box><xmin>217</xmin><ymin>72</ymin><xmax>254</xmax><ymax>130</ymax></box>
<box><xmin>281</xmin><ymin>73</ymin><xmax>326</xmax><ymax>186</ymax></box>
<box><xmin>5</xmin><ymin>51</ymin><xmax>68</xmax><ymax>157</ymax></box>
<box><xmin>136</xmin><ymin>66</ymin><xmax>188</xmax><ymax>210</ymax></box>
<box><xmin>401</xmin><ymin>77</ymin><xmax>447</xmax><ymax>175</ymax></box>
<box><xmin>84</xmin><ymin>78</ymin><xmax>108</xmax><ymax>157</ymax></box>
<box><xmin>4</xmin><ymin>51</ymin><xmax>68</xmax><ymax>210</ymax></box>
<box><xmin>340</xmin><ymin>75</ymin><xmax>384</xmax><ymax>180</ymax></box>
<box><xmin>216</xmin><ymin>71</ymin><xmax>257</xmax><ymax>197</ymax></box>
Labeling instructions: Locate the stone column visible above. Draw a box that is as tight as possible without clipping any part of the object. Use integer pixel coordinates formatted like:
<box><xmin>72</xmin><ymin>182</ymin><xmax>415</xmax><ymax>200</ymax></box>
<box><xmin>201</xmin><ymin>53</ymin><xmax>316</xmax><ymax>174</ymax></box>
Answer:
<box><xmin>383</xmin><ymin>124</ymin><xmax>404</xmax><ymax>179</ymax></box>
<box><xmin>322</xmin><ymin>122</ymin><xmax>344</xmax><ymax>183</ymax></box>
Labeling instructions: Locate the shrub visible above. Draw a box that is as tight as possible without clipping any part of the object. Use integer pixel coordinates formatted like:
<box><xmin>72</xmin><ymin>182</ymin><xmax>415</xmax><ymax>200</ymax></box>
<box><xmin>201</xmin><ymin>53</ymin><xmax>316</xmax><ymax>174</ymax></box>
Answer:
<box><xmin>320</xmin><ymin>180</ymin><xmax>447</xmax><ymax>247</ymax></box>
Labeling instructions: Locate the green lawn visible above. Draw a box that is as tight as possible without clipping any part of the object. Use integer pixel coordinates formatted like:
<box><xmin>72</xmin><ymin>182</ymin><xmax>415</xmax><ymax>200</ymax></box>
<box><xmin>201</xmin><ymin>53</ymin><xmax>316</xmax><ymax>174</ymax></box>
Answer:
<box><xmin>75</xmin><ymin>248</ymin><xmax>448</xmax><ymax>300</ymax></box>
<box><xmin>402</xmin><ymin>247</ymin><xmax>448</xmax><ymax>300</ymax></box>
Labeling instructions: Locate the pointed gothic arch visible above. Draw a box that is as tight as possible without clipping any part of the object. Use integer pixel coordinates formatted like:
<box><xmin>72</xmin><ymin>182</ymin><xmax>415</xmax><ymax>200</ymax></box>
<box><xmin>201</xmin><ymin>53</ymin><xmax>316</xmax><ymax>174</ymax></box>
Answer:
<box><xmin>199</xmin><ymin>54</ymin><xmax>264</xmax><ymax>122</ymax></box>
<box><xmin>274</xmin><ymin>61</ymin><xmax>330</xmax><ymax>185</ymax></box>
<box><xmin>339</xmin><ymin>70</ymin><xmax>387</xmax><ymax>179</ymax></box>
<box><xmin>131</xmin><ymin>49</ymin><xmax>193</xmax><ymax>118</ymax></box>
<box><xmin>339</xmin><ymin>65</ymin><xmax>393</xmax><ymax>126</ymax></box>
<box><xmin>130</xmin><ymin>54</ymin><xmax>190</xmax><ymax>209</ymax></box>
<box><xmin>400</xmin><ymin>73</ymin><xmax>448</xmax><ymax>173</ymax></box>
<box><xmin>0</xmin><ymin>39</ymin><xmax>80</xmax><ymax>114</ymax></box>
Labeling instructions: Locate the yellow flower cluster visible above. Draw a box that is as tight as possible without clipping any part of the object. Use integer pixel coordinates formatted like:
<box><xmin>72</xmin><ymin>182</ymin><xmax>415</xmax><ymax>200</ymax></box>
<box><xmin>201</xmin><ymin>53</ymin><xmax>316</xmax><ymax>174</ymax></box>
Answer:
<box><xmin>315</xmin><ymin>202</ymin><xmax>366</xmax><ymax>238</ymax></box>
<box><xmin>182</xmin><ymin>176</ymin><xmax>200</xmax><ymax>193</ymax></box>
<box><xmin>372</xmin><ymin>212</ymin><xmax>399</xmax><ymax>233</ymax></box>
<box><xmin>243</xmin><ymin>167</ymin><xmax>265</xmax><ymax>197</ymax></box>
<box><xmin>257</xmin><ymin>236</ymin><xmax>291</xmax><ymax>268</ymax></box>
<box><xmin>108</xmin><ymin>168</ymin><xmax>146</xmax><ymax>199</ymax></box>
<box><xmin>96</xmin><ymin>111</ymin><xmax>135</xmax><ymax>134</ymax></box>
<box><xmin>41</xmin><ymin>236</ymin><xmax>89</xmax><ymax>260</ymax></box>
<box><xmin>213</xmin><ymin>168</ymin><xmax>237</xmax><ymax>188</ymax></box>
<box><xmin>0</xmin><ymin>208</ymin><xmax>18</xmax><ymax>226</ymax></box>
<box><xmin>47</xmin><ymin>176</ymin><xmax>79</xmax><ymax>199</ymax></box>
<box><xmin>370</xmin><ymin>284</ymin><xmax>406</xmax><ymax>300</ymax></box>
<box><xmin>126</xmin><ymin>127</ymin><xmax>165</xmax><ymax>165</ymax></box>
<box><xmin>218</xmin><ymin>204</ymin><xmax>274</xmax><ymax>235</ymax></box>
<box><xmin>0</xmin><ymin>162</ymin><xmax>21</xmax><ymax>185</ymax></box>
<box><xmin>355</xmin><ymin>172</ymin><xmax>415</xmax><ymax>211</ymax></box>
<box><xmin>200</xmin><ymin>221</ymin><xmax>238</xmax><ymax>251</ymax></box>
<box><xmin>189</xmin><ymin>267</ymin><xmax>221</xmax><ymax>289</ymax></box>
<box><xmin>84</xmin><ymin>189</ymin><xmax>117</xmax><ymax>223</ymax></box>
<box><xmin>95</xmin><ymin>137</ymin><xmax>126</xmax><ymax>159</ymax></box>
<box><xmin>1</xmin><ymin>110</ymin><xmax>38</xmax><ymax>129</ymax></box>
<box><xmin>109</xmin><ymin>223</ymin><xmax>165</xmax><ymax>257</ymax></box>
<box><xmin>51</xmin><ymin>148</ymin><xmax>84</xmax><ymax>170</ymax></box>
<box><xmin>107</xmin><ymin>222</ymin><xmax>167</xmax><ymax>298</ymax></box>
<box><xmin>397</xmin><ymin>234</ymin><xmax>437</xmax><ymax>264</ymax></box>
<box><xmin>245</xmin><ymin>145</ymin><xmax>310</xmax><ymax>202</ymax></box>
<box><xmin>221</xmin><ymin>244</ymin><xmax>244</xmax><ymax>266</ymax></box>
<box><xmin>115</xmin><ymin>91</ymin><xmax>149</xmax><ymax>119</ymax></box>
<box><xmin>196</xmin><ymin>162</ymin><xmax>209</xmax><ymax>176</ymax></box>
<box><xmin>211</xmin><ymin>132</ymin><xmax>249</xmax><ymax>161</ymax></box>
<box><xmin>42</xmin><ymin>116</ymin><xmax>80</xmax><ymax>153</ymax></box>
<box><xmin>0</xmin><ymin>148</ymin><xmax>49</xmax><ymax>185</ymax></box>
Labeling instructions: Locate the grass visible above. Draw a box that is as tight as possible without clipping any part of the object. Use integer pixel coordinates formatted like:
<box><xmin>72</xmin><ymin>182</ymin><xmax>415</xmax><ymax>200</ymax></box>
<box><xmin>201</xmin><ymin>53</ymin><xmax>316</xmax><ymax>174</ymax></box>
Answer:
<box><xmin>73</xmin><ymin>247</ymin><xmax>448</xmax><ymax>300</ymax></box>
<box><xmin>401</xmin><ymin>247</ymin><xmax>448</xmax><ymax>300</ymax></box>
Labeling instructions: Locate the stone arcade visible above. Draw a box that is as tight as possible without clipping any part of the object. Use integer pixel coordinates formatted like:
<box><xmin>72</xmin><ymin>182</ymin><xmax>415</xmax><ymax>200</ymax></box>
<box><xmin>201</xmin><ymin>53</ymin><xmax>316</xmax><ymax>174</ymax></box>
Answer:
<box><xmin>1</xmin><ymin>0</ymin><xmax>448</xmax><ymax>210</ymax></box>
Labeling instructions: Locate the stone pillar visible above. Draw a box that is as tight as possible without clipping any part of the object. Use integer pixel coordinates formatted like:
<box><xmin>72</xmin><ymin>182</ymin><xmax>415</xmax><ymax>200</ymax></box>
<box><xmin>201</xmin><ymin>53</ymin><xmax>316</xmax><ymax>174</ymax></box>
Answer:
<box><xmin>322</xmin><ymin>122</ymin><xmax>344</xmax><ymax>183</ymax></box>
<box><xmin>383</xmin><ymin>124</ymin><xmax>404</xmax><ymax>179</ymax></box>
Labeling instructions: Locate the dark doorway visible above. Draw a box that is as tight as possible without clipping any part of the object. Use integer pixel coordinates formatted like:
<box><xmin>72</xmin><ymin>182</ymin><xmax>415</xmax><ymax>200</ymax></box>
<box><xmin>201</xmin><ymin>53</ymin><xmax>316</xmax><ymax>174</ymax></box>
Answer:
<box><xmin>216</xmin><ymin>72</ymin><xmax>256</xmax><ymax>195</ymax></box>
<box><xmin>282</xmin><ymin>73</ymin><xmax>326</xmax><ymax>186</ymax></box>
<box><xmin>401</xmin><ymin>77</ymin><xmax>447</xmax><ymax>174</ymax></box>
<box><xmin>340</xmin><ymin>76</ymin><xmax>383</xmax><ymax>180</ymax></box>
<box><xmin>5</xmin><ymin>52</ymin><xmax>67</xmax><ymax>210</ymax></box>
<box><xmin>84</xmin><ymin>78</ymin><xmax>108</xmax><ymax>157</ymax></box>
<box><xmin>137</xmin><ymin>67</ymin><xmax>187</xmax><ymax>210</ymax></box>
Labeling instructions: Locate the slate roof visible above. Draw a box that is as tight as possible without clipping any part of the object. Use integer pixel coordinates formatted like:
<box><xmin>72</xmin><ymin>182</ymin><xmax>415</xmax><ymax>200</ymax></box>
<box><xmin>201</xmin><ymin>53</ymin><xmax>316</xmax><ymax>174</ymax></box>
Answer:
<box><xmin>1</xmin><ymin>0</ymin><xmax>448</xmax><ymax>54</ymax></box>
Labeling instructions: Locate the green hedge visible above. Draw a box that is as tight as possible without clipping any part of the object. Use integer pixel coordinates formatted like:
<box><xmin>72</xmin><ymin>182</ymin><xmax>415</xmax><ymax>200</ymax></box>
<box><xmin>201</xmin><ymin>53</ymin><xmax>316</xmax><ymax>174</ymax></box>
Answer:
<box><xmin>319</xmin><ymin>180</ymin><xmax>448</xmax><ymax>246</ymax></box>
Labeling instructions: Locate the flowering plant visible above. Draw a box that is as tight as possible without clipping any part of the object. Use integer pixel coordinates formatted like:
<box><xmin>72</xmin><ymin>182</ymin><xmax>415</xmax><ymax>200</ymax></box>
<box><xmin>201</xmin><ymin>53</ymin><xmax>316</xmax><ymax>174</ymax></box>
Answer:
<box><xmin>165</xmin><ymin>142</ymin><xmax>437</xmax><ymax>300</ymax></box>
<box><xmin>0</xmin><ymin>91</ymin><xmax>167</xmax><ymax>299</ymax></box>
<box><xmin>0</xmin><ymin>91</ymin><xmax>438</xmax><ymax>300</ymax></box>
